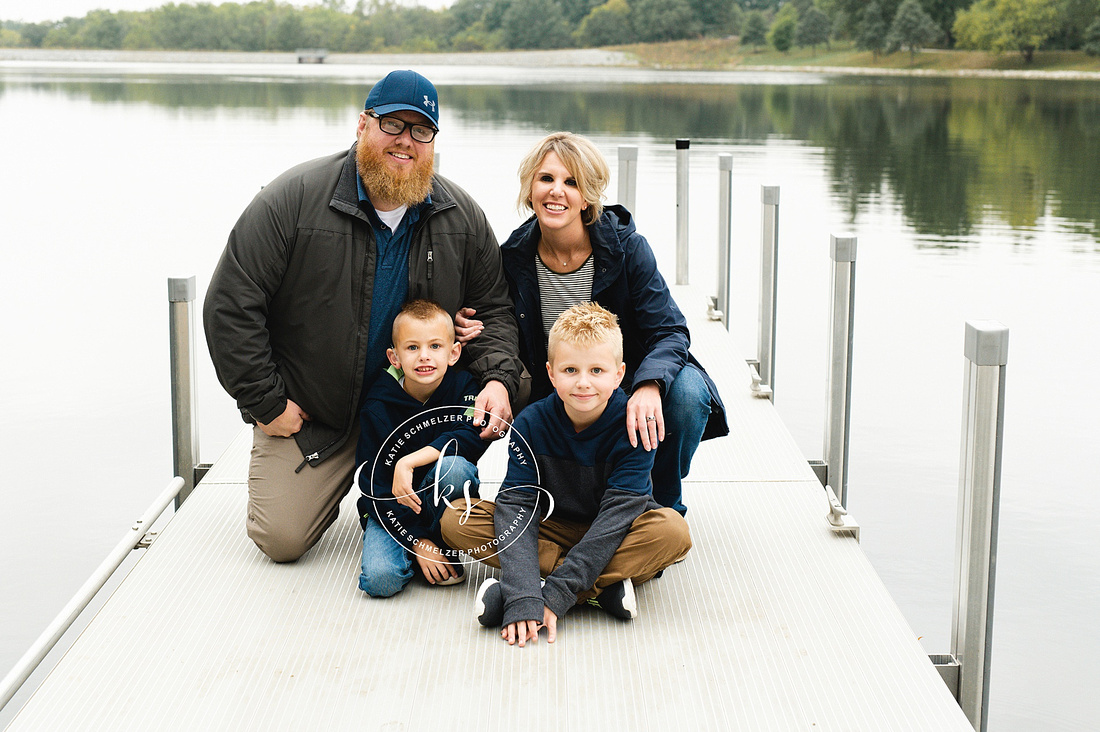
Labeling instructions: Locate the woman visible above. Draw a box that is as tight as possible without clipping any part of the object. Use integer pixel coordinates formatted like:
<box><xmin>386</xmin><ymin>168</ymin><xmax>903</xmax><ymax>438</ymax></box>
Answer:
<box><xmin>459</xmin><ymin>132</ymin><xmax>727</xmax><ymax>515</ymax></box>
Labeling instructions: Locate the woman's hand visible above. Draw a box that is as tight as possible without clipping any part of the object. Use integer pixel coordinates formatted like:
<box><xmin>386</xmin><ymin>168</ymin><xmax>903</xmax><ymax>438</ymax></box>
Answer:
<box><xmin>454</xmin><ymin>307</ymin><xmax>484</xmax><ymax>345</ymax></box>
<box><xmin>626</xmin><ymin>382</ymin><xmax>665</xmax><ymax>451</ymax></box>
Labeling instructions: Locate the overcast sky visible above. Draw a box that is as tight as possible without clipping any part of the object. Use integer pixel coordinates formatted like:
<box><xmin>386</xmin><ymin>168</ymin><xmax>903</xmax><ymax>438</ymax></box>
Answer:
<box><xmin>4</xmin><ymin>0</ymin><xmax>450</xmax><ymax>23</ymax></box>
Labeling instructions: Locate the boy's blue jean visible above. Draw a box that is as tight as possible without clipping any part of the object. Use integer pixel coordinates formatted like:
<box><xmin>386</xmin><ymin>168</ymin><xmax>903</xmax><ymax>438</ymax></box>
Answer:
<box><xmin>651</xmin><ymin>364</ymin><xmax>711</xmax><ymax>516</ymax></box>
<box><xmin>359</xmin><ymin>456</ymin><xmax>480</xmax><ymax>598</ymax></box>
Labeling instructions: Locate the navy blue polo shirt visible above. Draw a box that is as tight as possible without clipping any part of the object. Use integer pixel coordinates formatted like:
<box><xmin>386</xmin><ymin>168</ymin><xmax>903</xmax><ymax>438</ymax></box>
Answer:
<box><xmin>357</xmin><ymin>174</ymin><xmax>429</xmax><ymax>397</ymax></box>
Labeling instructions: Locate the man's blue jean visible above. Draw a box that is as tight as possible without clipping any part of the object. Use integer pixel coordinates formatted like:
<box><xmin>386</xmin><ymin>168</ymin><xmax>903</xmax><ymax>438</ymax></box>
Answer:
<box><xmin>359</xmin><ymin>456</ymin><xmax>480</xmax><ymax>597</ymax></box>
<box><xmin>651</xmin><ymin>364</ymin><xmax>711</xmax><ymax>516</ymax></box>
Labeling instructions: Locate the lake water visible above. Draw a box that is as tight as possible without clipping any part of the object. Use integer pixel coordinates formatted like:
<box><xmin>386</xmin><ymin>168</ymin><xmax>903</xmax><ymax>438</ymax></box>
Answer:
<box><xmin>1</xmin><ymin>59</ymin><xmax>1098</xmax><ymax>729</ymax></box>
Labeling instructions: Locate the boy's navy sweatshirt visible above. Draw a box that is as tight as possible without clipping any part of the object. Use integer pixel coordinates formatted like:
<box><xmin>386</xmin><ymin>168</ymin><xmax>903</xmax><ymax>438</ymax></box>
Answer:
<box><xmin>355</xmin><ymin>366</ymin><xmax>486</xmax><ymax>549</ymax></box>
<box><xmin>495</xmin><ymin>388</ymin><xmax>660</xmax><ymax>625</ymax></box>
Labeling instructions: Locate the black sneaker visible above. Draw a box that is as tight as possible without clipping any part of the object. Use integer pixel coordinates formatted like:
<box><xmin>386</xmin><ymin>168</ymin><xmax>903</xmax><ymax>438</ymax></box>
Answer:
<box><xmin>474</xmin><ymin>578</ymin><xmax>503</xmax><ymax>627</ymax></box>
<box><xmin>586</xmin><ymin>578</ymin><xmax>637</xmax><ymax>620</ymax></box>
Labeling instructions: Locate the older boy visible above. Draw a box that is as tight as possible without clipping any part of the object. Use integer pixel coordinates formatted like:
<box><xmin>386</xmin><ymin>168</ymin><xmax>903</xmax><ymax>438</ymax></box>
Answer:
<box><xmin>356</xmin><ymin>299</ymin><xmax>487</xmax><ymax>597</ymax></box>
<box><xmin>441</xmin><ymin>303</ymin><xmax>691</xmax><ymax>645</ymax></box>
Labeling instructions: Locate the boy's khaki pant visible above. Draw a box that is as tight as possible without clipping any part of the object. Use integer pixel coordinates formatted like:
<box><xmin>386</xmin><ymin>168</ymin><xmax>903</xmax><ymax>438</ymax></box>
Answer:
<box><xmin>441</xmin><ymin>498</ymin><xmax>691</xmax><ymax>604</ymax></box>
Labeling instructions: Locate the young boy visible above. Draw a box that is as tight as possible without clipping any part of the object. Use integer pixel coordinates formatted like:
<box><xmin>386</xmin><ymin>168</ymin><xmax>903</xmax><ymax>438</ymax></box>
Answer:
<box><xmin>355</xmin><ymin>299</ymin><xmax>487</xmax><ymax>598</ymax></box>
<box><xmin>441</xmin><ymin>302</ymin><xmax>691</xmax><ymax>645</ymax></box>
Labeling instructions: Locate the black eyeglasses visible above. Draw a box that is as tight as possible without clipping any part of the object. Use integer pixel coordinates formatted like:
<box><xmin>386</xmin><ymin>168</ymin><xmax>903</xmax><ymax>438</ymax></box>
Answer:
<box><xmin>368</xmin><ymin>110</ymin><xmax>438</xmax><ymax>143</ymax></box>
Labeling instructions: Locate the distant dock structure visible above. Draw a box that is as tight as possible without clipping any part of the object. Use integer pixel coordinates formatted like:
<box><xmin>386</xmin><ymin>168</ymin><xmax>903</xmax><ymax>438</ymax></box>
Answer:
<box><xmin>295</xmin><ymin>48</ymin><xmax>327</xmax><ymax>64</ymax></box>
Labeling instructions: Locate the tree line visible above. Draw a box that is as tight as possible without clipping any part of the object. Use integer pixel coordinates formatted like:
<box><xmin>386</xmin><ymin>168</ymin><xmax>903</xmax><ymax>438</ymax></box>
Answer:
<box><xmin>2</xmin><ymin>0</ymin><xmax>1099</xmax><ymax>60</ymax></box>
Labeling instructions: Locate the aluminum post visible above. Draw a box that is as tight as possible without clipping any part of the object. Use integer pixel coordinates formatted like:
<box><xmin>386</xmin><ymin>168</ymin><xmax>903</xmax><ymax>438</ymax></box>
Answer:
<box><xmin>758</xmin><ymin>185</ymin><xmax>780</xmax><ymax>397</ymax></box>
<box><xmin>952</xmin><ymin>320</ymin><xmax>1008</xmax><ymax>732</ymax></box>
<box><xmin>823</xmin><ymin>234</ymin><xmax>856</xmax><ymax>507</ymax></box>
<box><xmin>675</xmin><ymin>139</ymin><xmax>690</xmax><ymax>285</ymax></box>
<box><xmin>169</xmin><ymin>276</ymin><xmax>199</xmax><ymax>508</ymax></box>
<box><xmin>617</xmin><ymin>144</ymin><xmax>638</xmax><ymax>213</ymax></box>
<box><xmin>714</xmin><ymin>154</ymin><xmax>733</xmax><ymax>329</ymax></box>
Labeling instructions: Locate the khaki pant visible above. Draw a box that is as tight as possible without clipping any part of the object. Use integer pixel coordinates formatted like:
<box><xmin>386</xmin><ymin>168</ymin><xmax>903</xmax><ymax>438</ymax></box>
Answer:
<box><xmin>441</xmin><ymin>498</ymin><xmax>691</xmax><ymax>604</ymax></box>
<box><xmin>246</xmin><ymin>426</ymin><xmax>358</xmax><ymax>563</ymax></box>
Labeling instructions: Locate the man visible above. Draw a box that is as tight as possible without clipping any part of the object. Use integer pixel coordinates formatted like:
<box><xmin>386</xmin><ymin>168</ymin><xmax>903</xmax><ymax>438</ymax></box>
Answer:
<box><xmin>204</xmin><ymin>70</ymin><xmax>523</xmax><ymax>563</ymax></box>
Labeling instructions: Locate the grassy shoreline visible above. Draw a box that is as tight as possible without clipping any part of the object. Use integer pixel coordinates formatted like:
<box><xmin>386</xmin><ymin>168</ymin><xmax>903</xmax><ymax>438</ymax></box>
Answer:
<box><xmin>3</xmin><ymin>42</ymin><xmax>1100</xmax><ymax>80</ymax></box>
<box><xmin>620</xmin><ymin>39</ymin><xmax>1100</xmax><ymax>77</ymax></box>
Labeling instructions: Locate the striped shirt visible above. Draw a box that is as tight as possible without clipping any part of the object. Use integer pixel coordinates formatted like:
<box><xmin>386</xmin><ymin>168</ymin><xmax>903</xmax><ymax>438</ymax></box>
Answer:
<box><xmin>536</xmin><ymin>254</ymin><xmax>594</xmax><ymax>338</ymax></box>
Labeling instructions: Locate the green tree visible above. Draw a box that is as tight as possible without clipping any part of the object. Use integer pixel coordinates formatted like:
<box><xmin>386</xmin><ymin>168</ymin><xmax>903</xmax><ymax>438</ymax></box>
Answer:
<box><xmin>795</xmin><ymin>6</ymin><xmax>831</xmax><ymax>51</ymax></box>
<box><xmin>818</xmin><ymin>0</ymin><xmax>902</xmax><ymax>40</ymax></box>
<box><xmin>631</xmin><ymin>0</ymin><xmax>700</xmax><ymax>42</ymax></box>
<box><xmin>1087</xmin><ymin>18</ymin><xmax>1100</xmax><ymax>55</ymax></box>
<box><xmin>575</xmin><ymin>0</ymin><xmax>632</xmax><ymax>46</ymax></box>
<box><xmin>1046</xmin><ymin>0</ymin><xmax>1094</xmax><ymax>49</ymax></box>
<box><xmin>886</xmin><ymin>0</ymin><xmax>942</xmax><ymax>60</ymax></box>
<box><xmin>20</xmin><ymin>21</ymin><xmax>52</xmax><ymax>47</ymax></box>
<box><xmin>0</xmin><ymin>27</ymin><xmax>23</xmax><ymax>47</ymax></box>
<box><xmin>76</xmin><ymin>10</ymin><xmax>124</xmax><ymax>48</ymax></box>
<box><xmin>501</xmin><ymin>0</ymin><xmax>572</xmax><ymax>49</ymax></box>
<box><xmin>559</xmin><ymin>0</ymin><xmax>602</xmax><ymax>25</ymax></box>
<box><xmin>767</xmin><ymin>3</ymin><xmax>798</xmax><ymax>52</ymax></box>
<box><xmin>740</xmin><ymin>9</ymin><xmax>768</xmax><ymax>47</ymax></box>
<box><xmin>953</xmin><ymin>0</ymin><xmax>1060</xmax><ymax>62</ymax></box>
<box><xmin>688</xmin><ymin>0</ymin><xmax>740</xmax><ymax>36</ymax></box>
<box><xmin>855</xmin><ymin>1</ymin><xmax>887</xmax><ymax>56</ymax></box>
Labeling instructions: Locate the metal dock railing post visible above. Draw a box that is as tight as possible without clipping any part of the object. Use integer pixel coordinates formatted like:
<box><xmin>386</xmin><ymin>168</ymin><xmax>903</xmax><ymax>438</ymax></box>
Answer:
<box><xmin>675</xmin><ymin>138</ymin><xmax>690</xmax><ymax>285</ymax></box>
<box><xmin>823</xmin><ymin>234</ymin><xmax>857</xmax><ymax>507</ymax></box>
<box><xmin>755</xmin><ymin>185</ymin><xmax>780</xmax><ymax>399</ymax></box>
<box><xmin>951</xmin><ymin>320</ymin><xmax>1008</xmax><ymax>732</ymax></box>
<box><xmin>710</xmin><ymin>153</ymin><xmax>733</xmax><ymax>328</ymax></box>
<box><xmin>169</xmin><ymin>276</ymin><xmax>200</xmax><ymax>508</ymax></box>
<box><xmin>618</xmin><ymin>144</ymin><xmax>637</xmax><ymax>213</ymax></box>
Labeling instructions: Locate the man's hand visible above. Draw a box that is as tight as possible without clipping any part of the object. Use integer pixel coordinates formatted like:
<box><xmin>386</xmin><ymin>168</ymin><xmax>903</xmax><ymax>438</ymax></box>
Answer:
<box><xmin>412</xmin><ymin>539</ymin><xmax>458</xmax><ymax>584</ymax></box>
<box><xmin>258</xmin><ymin>399</ymin><xmax>310</xmax><ymax>437</ymax></box>
<box><xmin>392</xmin><ymin>457</ymin><xmax>422</xmax><ymax>514</ymax></box>
<box><xmin>474</xmin><ymin>380</ymin><xmax>513</xmax><ymax>440</ymax></box>
<box><xmin>454</xmin><ymin>307</ymin><xmax>484</xmax><ymax>345</ymax></box>
<box><xmin>626</xmin><ymin>383</ymin><xmax>664</xmax><ymax>451</ymax></box>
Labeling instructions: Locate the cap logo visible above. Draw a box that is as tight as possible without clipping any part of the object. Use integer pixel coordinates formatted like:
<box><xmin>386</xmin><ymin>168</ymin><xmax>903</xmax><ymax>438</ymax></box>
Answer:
<box><xmin>423</xmin><ymin>96</ymin><xmax>436</xmax><ymax>112</ymax></box>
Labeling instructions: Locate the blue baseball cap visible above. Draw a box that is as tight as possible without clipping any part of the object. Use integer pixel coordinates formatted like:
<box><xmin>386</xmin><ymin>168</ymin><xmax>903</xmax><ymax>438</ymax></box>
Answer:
<box><xmin>364</xmin><ymin>70</ymin><xmax>439</xmax><ymax>128</ymax></box>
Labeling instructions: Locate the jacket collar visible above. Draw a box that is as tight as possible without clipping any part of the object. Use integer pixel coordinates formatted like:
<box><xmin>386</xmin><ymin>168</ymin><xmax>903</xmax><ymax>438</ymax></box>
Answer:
<box><xmin>501</xmin><ymin>205</ymin><xmax>636</xmax><ymax>295</ymax></box>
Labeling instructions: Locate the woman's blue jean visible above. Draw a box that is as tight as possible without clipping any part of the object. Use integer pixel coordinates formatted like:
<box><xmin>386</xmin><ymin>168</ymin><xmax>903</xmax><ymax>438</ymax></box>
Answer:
<box><xmin>651</xmin><ymin>364</ymin><xmax>711</xmax><ymax>516</ymax></box>
<box><xmin>359</xmin><ymin>455</ymin><xmax>480</xmax><ymax>597</ymax></box>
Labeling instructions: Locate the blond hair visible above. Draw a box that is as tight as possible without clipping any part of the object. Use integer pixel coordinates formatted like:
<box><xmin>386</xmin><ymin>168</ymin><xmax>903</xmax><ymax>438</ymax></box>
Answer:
<box><xmin>547</xmin><ymin>302</ymin><xmax>623</xmax><ymax>363</ymax></box>
<box><xmin>517</xmin><ymin>132</ymin><xmax>610</xmax><ymax>226</ymax></box>
<box><xmin>392</xmin><ymin>299</ymin><xmax>454</xmax><ymax>343</ymax></box>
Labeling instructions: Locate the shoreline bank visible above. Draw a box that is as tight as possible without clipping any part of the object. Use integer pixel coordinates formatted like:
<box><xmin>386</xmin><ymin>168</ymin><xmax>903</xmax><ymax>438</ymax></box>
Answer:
<box><xmin>3</xmin><ymin>47</ymin><xmax>1100</xmax><ymax>81</ymax></box>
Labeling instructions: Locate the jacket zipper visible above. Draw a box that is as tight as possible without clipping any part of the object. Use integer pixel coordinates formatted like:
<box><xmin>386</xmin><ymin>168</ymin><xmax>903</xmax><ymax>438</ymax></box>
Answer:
<box><xmin>426</xmin><ymin>244</ymin><xmax>434</xmax><ymax>299</ymax></box>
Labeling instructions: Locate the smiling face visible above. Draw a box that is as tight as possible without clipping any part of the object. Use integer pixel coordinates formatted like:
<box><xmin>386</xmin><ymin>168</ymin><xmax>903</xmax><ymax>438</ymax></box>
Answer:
<box><xmin>547</xmin><ymin>338</ymin><xmax>625</xmax><ymax>432</ymax></box>
<box><xmin>387</xmin><ymin>311</ymin><xmax>461</xmax><ymax>402</ymax></box>
<box><xmin>529</xmin><ymin>151</ymin><xmax>588</xmax><ymax>238</ymax></box>
<box><xmin>355</xmin><ymin>108</ymin><xmax>435</xmax><ymax>210</ymax></box>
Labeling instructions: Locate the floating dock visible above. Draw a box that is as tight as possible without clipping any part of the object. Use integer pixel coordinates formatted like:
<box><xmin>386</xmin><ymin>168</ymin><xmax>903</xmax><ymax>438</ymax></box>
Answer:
<box><xmin>3</xmin><ymin>287</ymin><xmax>972</xmax><ymax>730</ymax></box>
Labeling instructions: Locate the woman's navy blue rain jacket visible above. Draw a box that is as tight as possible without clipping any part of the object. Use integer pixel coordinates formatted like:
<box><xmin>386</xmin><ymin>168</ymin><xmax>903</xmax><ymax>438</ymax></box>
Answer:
<box><xmin>500</xmin><ymin>205</ymin><xmax>728</xmax><ymax>442</ymax></box>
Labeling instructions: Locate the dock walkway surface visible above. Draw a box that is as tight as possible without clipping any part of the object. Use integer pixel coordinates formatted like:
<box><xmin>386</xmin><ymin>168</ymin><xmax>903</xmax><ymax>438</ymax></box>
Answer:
<box><xmin>5</xmin><ymin>288</ymin><xmax>971</xmax><ymax>731</ymax></box>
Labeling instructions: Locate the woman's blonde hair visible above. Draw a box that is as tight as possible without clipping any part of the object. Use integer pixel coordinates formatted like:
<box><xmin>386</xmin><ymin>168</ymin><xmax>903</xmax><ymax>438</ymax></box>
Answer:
<box><xmin>517</xmin><ymin>132</ymin><xmax>610</xmax><ymax>227</ymax></box>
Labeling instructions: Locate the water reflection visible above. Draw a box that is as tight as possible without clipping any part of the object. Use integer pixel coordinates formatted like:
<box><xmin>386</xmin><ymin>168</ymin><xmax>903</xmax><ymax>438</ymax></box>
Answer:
<box><xmin>3</xmin><ymin>71</ymin><xmax>1098</xmax><ymax>246</ymax></box>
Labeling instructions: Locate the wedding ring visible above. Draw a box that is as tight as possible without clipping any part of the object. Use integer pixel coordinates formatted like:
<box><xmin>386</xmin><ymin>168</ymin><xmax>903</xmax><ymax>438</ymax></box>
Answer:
<box><xmin>646</xmin><ymin>416</ymin><xmax>656</xmax><ymax>421</ymax></box>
